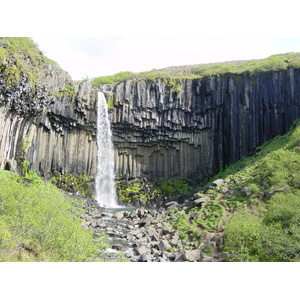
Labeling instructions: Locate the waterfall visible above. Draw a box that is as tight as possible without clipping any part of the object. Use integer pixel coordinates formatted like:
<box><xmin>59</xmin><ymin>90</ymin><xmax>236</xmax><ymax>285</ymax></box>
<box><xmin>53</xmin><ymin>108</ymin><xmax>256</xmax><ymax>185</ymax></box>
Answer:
<box><xmin>95</xmin><ymin>91</ymin><xmax>118</xmax><ymax>207</ymax></box>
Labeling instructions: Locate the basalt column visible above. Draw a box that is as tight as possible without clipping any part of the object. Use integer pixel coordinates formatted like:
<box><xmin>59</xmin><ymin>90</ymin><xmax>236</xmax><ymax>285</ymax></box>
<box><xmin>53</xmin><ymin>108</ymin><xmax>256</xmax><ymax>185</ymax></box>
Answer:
<box><xmin>108</xmin><ymin>69</ymin><xmax>300</xmax><ymax>179</ymax></box>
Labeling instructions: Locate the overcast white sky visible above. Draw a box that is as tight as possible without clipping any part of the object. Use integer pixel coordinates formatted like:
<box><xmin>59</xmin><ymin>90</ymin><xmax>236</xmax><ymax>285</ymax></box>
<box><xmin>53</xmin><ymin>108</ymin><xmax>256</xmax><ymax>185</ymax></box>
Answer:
<box><xmin>32</xmin><ymin>37</ymin><xmax>300</xmax><ymax>80</ymax></box>
<box><xmin>2</xmin><ymin>0</ymin><xmax>300</xmax><ymax>81</ymax></box>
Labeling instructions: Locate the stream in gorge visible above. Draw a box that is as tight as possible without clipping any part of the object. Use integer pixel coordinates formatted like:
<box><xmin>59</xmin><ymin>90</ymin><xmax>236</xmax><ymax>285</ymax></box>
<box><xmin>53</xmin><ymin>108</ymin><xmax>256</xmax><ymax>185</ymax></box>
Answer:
<box><xmin>92</xmin><ymin>90</ymin><xmax>219</xmax><ymax>262</ymax></box>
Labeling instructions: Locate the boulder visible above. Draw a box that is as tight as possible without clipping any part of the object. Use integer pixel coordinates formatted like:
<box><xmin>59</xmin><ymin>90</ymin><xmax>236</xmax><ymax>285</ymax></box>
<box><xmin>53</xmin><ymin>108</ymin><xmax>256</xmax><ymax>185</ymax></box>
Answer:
<box><xmin>139</xmin><ymin>253</ymin><xmax>153</xmax><ymax>262</ymax></box>
<box><xmin>193</xmin><ymin>198</ymin><xmax>207</xmax><ymax>207</ymax></box>
<box><xmin>134</xmin><ymin>245</ymin><xmax>149</xmax><ymax>256</ymax></box>
<box><xmin>183</xmin><ymin>249</ymin><xmax>201</xmax><ymax>262</ymax></box>
<box><xmin>139</xmin><ymin>215</ymin><xmax>154</xmax><ymax>226</ymax></box>
<box><xmin>164</xmin><ymin>201</ymin><xmax>179</xmax><ymax>209</ymax></box>
<box><xmin>200</xmin><ymin>253</ymin><xmax>218</xmax><ymax>262</ymax></box>
<box><xmin>158</xmin><ymin>240</ymin><xmax>172</xmax><ymax>251</ymax></box>
<box><xmin>169</xmin><ymin>234</ymin><xmax>180</xmax><ymax>247</ymax></box>
<box><xmin>114</xmin><ymin>211</ymin><xmax>125</xmax><ymax>219</ymax></box>
<box><xmin>212</xmin><ymin>179</ymin><xmax>224</xmax><ymax>187</ymax></box>
<box><xmin>146</xmin><ymin>226</ymin><xmax>160</xmax><ymax>242</ymax></box>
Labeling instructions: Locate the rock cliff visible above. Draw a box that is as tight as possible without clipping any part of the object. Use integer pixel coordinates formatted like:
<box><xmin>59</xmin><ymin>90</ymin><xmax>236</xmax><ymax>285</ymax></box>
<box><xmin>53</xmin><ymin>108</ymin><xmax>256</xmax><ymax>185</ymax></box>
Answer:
<box><xmin>0</xmin><ymin>41</ymin><xmax>98</xmax><ymax>176</ymax></box>
<box><xmin>1</xmin><ymin>38</ymin><xmax>300</xmax><ymax>184</ymax></box>
<box><xmin>107</xmin><ymin>68</ymin><xmax>300</xmax><ymax>179</ymax></box>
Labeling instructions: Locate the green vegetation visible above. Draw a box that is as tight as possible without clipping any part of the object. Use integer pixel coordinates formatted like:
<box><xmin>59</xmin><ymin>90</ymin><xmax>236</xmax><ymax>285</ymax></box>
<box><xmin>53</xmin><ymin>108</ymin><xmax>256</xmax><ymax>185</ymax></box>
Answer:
<box><xmin>50</xmin><ymin>172</ymin><xmax>94</xmax><ymax>198</ymax></box>
<box><xmin>0</xmin><ymin>170</ymin><xmax>110</xmax><ymax>261</ymax></box>
<box><xmin>90</xmin><ymin>53</ymin><xmax>300</xmax><ymax>88</ymax></box>
<box><xmin>116</xmin><ymin>178</ymin><xmax>155</xmax><ymax>206</ymax></box>
<box><xmin>0</xmin><ymin>37</ymin><xmax>59</xmax><ymax>87</ymax></box>
<box><xmin>0</xmin><ymin>37</ymin><xmax>59</xmax><ymax>67</ymax></box>
<box><xmin>90</xmin><ymin>71</ymin><xmax>134</xmax><ymax>86</ymax></box>
<box><xmin>154</xmin><ymin>175</ymin><xmax>200</xmax><ymax>202</ymax></box>
<box><xmin>168</xmin><ymin>119</ymin><xmax>300</xmax><ymax>261</ymax></box>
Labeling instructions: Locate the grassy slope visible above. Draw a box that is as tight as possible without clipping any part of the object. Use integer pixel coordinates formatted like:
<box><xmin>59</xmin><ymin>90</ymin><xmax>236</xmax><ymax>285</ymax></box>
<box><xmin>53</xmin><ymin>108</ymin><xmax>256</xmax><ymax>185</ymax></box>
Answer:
<box><xmin>0</xmin><ymin>170</ymin><xmax>110</xmax><ymax>262</ymax></box>
<box><xmin>170</xmin><ymin>119</ymin><xmax>300</xmax><ymax>261</ymax></box>
<box><xmin>90</xmin><ymin>52</ymin><xmax>300</xmax><ymax>86</ymax></box>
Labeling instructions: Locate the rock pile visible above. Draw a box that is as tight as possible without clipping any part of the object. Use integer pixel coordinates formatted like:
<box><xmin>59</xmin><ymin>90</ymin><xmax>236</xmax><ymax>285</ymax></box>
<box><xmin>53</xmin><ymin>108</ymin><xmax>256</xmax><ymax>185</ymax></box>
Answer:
<box><xmin>81</xmin><ymin>197</ymin><xmax>225</xmax><ymax>262</ymax></box>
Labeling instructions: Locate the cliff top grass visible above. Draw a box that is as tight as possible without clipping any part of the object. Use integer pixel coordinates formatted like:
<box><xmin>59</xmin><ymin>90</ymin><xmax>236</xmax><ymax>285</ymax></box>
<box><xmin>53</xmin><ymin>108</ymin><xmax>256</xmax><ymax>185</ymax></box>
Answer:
<box><xmin>0</xmin><ymin>37</ymin><xmax>61</xmax><ymax>86</ymax></box>
<box><xmin>0</xmin><ymin>37</ymin><xmax>59</xmax><ymax>67</ymax></box>
<box><xmin>91</xmin><ymin>52</ymin><xmax>300</xmax><ymax>86</ymax></box>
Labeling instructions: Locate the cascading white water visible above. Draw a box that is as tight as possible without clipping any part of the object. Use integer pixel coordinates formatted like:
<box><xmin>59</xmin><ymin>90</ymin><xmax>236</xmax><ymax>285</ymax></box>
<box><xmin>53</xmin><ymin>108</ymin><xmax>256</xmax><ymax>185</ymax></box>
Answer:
<box><xmin>95</xmin><ymin>91</ymin><xmax>118</xmax><ymax>207</ymax></box>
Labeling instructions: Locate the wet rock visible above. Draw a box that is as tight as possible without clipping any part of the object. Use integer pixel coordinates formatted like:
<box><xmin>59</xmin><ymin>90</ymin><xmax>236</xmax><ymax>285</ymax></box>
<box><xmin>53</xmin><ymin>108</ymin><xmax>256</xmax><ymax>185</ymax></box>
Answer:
<box><xmin>114</xmin><ymin>211</ymin><xmax>125</xmax><ymax>219</ymax></box>
<box><xmin>112</xmin><ymin>244</ymin><xmax>124</xmax><ymax>251</ymax></box>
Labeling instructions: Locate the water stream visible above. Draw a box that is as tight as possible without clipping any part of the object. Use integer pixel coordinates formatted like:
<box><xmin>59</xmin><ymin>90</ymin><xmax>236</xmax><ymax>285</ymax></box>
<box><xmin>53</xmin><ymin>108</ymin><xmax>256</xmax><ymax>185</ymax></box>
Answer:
<box><xmin>95</xmin><ymin>91</ymin><xmax>118</xmax><ymax>208</ymax></box>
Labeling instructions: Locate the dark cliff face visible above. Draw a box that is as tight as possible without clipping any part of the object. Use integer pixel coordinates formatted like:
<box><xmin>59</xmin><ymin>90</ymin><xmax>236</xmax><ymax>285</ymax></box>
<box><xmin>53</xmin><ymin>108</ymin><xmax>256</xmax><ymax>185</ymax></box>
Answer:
<box><xmin>108</xmin><ymin>68</ymin><xmax>300</xmax><ymax>179</ymax></box>
<box><xmin>0</xmin><ymin>60</ymin><xmax>98</xmax><ymax>176</ymax></box>
<box><xmin>1</xmin><ymin>42</ymin><xmax>300</xmax><ymax>182</ymax></box>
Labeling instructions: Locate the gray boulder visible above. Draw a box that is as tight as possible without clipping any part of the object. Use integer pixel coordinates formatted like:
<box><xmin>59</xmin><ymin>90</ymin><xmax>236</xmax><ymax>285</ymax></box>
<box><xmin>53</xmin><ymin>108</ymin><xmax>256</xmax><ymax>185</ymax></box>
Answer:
<box><xmin>212</xmin><ymin>179</ymin><xmax>224</xmax><ymax>187</ymax></box>
<box><xmin>158</xmin><ymin>240</ymin><xmax>172</xmax><ymax>251</ymax></box>
<box><xmin>114</xmin><ymin>211</ymin><xmax>125</xmax><ymax>219</ymax></box>
<box><xmin>183</xmin><ymin>249</ymin><xmax>201</xmax><ymax>262</ymax></box>
<box><xmin>194</xmin><ymin>198</ymin><xmax>207</xmax><ymax>207</ymax></box>
<box><xmin>134</xmin><ymin>245</ymin><xmax>149</xmax><ymax>256</ymax></box>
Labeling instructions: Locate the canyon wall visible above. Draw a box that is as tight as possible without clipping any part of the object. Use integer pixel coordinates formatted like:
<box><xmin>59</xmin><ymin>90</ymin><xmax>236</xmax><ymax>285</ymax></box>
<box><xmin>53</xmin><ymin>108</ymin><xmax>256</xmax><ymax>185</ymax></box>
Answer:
<box><xmin>108</xmin><ymin>68</ymin><xmax>300</xmax><ymax>179</ymax></box>
<box><xmin>1</xmin><ymin>41</ymin><xmax>300</xmax><ymax>182</ymax></box>
<box><xmin>0</xmin><ymin>58</ymin><xmax>98</xmax><ymax>177</ymax></box>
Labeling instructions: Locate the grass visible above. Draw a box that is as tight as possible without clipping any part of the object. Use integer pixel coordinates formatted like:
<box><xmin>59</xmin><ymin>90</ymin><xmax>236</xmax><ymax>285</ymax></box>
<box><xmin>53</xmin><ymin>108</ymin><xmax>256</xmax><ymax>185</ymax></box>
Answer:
<box><xmin>0</xmin><ymin>170</ymin><xmax>110</xmax><ymax>262</ymax></box>
<box><xmin>0</xmin><ymin>37</ymin><xmax>60</xmax><ymax>87</ymax></box>
<box><xmin>0</xmin><ymin>37</ymin><xmax>59</xmax><ymax>67</ymax></box>
<box><xmin>90</xmin><ymin>52</ymin><xmax>300</xmax><ymax>87</ymax></box>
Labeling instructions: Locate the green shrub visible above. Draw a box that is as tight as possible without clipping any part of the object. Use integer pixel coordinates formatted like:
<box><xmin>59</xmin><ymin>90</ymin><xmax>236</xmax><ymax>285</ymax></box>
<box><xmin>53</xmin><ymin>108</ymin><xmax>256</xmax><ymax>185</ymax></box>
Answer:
<box><xmin>155</xmin><ymin>176</ymin><xmax>194</xmax><ymax>202</ymax></box>
<box><xmin>224</xmin><ymin>193</ymin><xmax>300</xmax><ymax>262</ymax></box>
<box><xmin>50</xmin><ymin>172</ymin><xmax>93</xmax><ymax>198</ymax></box>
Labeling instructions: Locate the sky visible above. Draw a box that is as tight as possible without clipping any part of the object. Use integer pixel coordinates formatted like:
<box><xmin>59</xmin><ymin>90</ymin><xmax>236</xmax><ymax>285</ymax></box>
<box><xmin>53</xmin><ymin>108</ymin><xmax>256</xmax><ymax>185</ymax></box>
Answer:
<box><xmin>32</xmin><ymin>37</ymin><xmax>300</xmax><ymax>80</ymax></box>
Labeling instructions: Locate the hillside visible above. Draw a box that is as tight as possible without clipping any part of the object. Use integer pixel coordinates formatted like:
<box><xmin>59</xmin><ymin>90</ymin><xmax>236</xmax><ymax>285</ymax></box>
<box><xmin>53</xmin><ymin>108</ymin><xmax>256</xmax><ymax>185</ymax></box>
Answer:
<box><xmin>168</xmin><ymin>119</ymin><xmax>300</xmax><ymax>261</ymax></box>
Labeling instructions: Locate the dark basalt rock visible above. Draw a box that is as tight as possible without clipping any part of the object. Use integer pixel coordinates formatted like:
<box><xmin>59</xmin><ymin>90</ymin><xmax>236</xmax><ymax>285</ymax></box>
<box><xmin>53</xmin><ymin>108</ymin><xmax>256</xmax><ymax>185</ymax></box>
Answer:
<box><xmin>0</xmin><ymin>58</ymin><xmax>98</xmax><ymax>177</ymax></box>
<box><xmin>107</xmin><ymin>69</ymin><xmax>300</xmax><ymax>179</ymax></box>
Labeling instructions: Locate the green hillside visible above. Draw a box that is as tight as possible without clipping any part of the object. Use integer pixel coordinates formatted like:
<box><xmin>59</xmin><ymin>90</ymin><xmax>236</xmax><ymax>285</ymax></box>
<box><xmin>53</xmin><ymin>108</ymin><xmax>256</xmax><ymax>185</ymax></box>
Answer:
<box><xmin>0</xmin><ymin>170</ymin><xmax>109</xmax><ymax>262</ymax></box>
<box><xmin>170</xmin><ymin>119</ymin><xmax>300</xmax><ymax>261</ymax></box>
